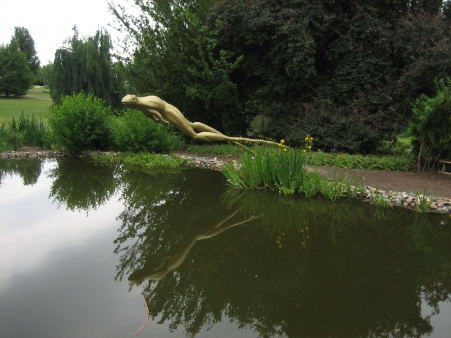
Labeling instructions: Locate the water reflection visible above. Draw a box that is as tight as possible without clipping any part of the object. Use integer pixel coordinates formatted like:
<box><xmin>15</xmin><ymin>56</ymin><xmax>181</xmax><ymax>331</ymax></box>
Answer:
<box><xmin>0</xmin><ymin>158</ymin><xmax>42</xmax><ymax>186</ymax></box>
<box><xmin>129</xmin><ymin>210</ymin><xmax>259</xmax><ymax>284</ymax></box>
<box><xmin>1</xmin><ymin>158</ymin><xmax>451</xmax><ymax>338</ymax></box>
<box><xmin>47</xmin><ymin>158</ymin><xmax>118</xmax><ymax>212</ymax></box>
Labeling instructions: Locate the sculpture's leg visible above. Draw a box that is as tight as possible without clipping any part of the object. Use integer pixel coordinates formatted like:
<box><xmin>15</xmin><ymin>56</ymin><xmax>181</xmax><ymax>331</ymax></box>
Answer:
<box><xmin>191</xmin><ymin>122</ymin><xmax>257</xmax><ymax>154</ymax></box>
<box><xmin>191</xmin><ymin>122</ymin><xmax>225</xmax><ymax>135</ymax></box>
<box><xmin>192</xmin><ymin>131</ymin><xmax>282</xmax><ymax>147</ymax></box>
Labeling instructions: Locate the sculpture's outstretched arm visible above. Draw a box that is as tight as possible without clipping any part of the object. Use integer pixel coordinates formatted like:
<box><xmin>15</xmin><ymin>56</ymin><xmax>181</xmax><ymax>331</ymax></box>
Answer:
<box><xmin>142</xmin><ymin>109</ymin><xmax>170</xmax><ymax>125</ymax></box>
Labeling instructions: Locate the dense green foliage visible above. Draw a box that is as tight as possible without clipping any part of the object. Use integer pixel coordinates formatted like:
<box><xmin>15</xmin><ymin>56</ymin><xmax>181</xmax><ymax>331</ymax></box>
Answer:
<box><xmin>112</xmin><ymin>0</ymin><xmax>451</xmax><ymax>154</ymax></box>
<box><xmin>47</xmin><ymin>93</ymin><xmax>113</xmax><ymax>151</ymax></box>
<box><xmin>0</xmin><ymin>43</ymin><xmax>35</xmax><ymax>97</ymax></box>
<box><xmin>210</xmin><ymin>0</ymin><xmax>451</xmax><ymax>153</ymax></box>
<box><xmin>410</xmin><ymin>78</ymin><xmax>451</xmax><ymax>171</ymax></box>
<box><xmin>110</xmin><ymin>108</ymin><xmax>184</xmax><ymax>153</ymax></box>
<box><xmin>51</xmin><ymin>27</ymin><xmax>125</xmax><ymax>110</ymax></box>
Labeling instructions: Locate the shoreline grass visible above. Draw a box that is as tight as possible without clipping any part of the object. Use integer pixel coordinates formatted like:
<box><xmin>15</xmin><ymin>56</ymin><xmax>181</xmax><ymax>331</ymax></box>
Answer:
<box><xmin>222</xmin><ymin>146</ymin><xmax>366</xmax><ymax>200</ymax></box>
<box><xmin>91</xmin><ymin>152</ymin><xmax>186</xmax><ymax>175</ymax></box>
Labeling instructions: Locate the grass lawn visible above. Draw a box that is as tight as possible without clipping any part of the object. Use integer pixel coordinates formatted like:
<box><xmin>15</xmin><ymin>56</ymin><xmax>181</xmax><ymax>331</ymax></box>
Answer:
<box><xmin>27</xmin><ymin>87</ymin><xmax>52</xmax><ymax>99</ymax></box>
<box><xmin>0</xmin><ymin>87</ymin><xmax>52</xmax><ymax>125</ymax></box>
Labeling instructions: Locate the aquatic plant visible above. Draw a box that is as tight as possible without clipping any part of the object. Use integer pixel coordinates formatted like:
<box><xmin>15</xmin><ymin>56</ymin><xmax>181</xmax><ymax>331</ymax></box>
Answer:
<box><xmin>415</xmin><ymin>189</ymin><xmax>431</xmax><ymax>214</ymax></box>
<box><xmin>0</xmin><ymin>112</ymin><xmax>49</xmax><ymax>151</ymax></box>
<box><xmin>223</xmin><ymin>144</ymin><xmax>310</xmax><ymax>195</ymax></box>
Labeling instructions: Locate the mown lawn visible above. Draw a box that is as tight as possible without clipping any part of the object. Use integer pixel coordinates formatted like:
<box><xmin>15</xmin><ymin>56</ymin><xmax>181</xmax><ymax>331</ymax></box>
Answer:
<box><xmin>0</xmin><ymin>87</ymin><xmax>52</xmax><ymax>124</ymax></box>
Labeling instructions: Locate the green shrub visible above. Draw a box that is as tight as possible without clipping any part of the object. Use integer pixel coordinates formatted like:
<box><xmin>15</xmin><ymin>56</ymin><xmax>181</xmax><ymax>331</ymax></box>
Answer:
<box><xmin>47</xmin><ymin>93</ymin><xmax>113</xmax><ymax>151</ymax></box>
<box><xmin>376</xmin><ymin>136</ymin><xmax>412</xmax><ymax>156</ymax></box>
<box><xmin>409</xmin><ymin>78</ymin><xmax>451</xmax><ymax>172</ymax></box>
<box><xmin>110</xmin><ymin>108</ymin><xmax>185</xmax><ymax>153</ymax></box>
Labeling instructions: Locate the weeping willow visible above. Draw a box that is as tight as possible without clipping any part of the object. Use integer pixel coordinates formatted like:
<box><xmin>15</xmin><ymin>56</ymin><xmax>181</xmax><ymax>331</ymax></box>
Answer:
<box><xmin>50</xmin><ymin>26</ymin><xmax>124</xmax><ymax>110</ymax></box>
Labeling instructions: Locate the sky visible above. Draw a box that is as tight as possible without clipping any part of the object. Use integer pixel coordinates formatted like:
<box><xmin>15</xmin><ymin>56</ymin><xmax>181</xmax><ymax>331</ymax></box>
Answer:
<box><xmin>0</xmin><ymin>0</ymin><xmax>137</xmax><ymax>65</ymax></box>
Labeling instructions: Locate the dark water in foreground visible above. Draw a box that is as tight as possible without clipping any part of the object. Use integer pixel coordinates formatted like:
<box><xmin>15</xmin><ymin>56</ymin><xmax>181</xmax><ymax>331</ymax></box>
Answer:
<box><xmin>1</xmin><ymin>158</ymin><xmax>451</xmax><ymax>338</ymax></box>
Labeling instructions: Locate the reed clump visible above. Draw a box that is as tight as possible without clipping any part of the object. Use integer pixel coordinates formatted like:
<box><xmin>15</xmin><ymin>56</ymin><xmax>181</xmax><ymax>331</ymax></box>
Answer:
<box><xmin>0</xmin><ymin>111</ymin><xmax>49</xmax><ymax>151</ymax></box>
<box><xmin>223</xmin><ymin>137</ymin><xmax>364</xmax><ymax>200</ymax></box>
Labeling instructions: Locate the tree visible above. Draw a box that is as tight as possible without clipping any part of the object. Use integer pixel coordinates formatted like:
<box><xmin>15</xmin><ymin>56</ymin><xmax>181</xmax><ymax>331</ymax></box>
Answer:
<box><xmin>109</xmin><ymin>0</ymin><xmax>246</xmax><ymax>135</ymax></box>
<box><xmin>0</xmin><ymin>43</ymin><xmax>34</xmax><ymax>97</ymax></box>
<box><xmin>10</xmin><ymin>27</ymin><xmax>40</xmax><ymax>77</ymax></box>
<box><xmin>36</xmin><ymin>63</ymin><xmax>53</xmax><ymax>86</ymax></box>
<box><xmin>208</xmin><ymin>0</ymin><xmax>451</xmax><ymax>152</ymax></box>
<box><xmin>409</xmin><ymin>78</ymin><xmax>451</xmax><ymax>172</ymax></box>
<box><xmin>50</xmin><ymin>26</ymin><xmax>125</xmax><ymax>110</ymax></box>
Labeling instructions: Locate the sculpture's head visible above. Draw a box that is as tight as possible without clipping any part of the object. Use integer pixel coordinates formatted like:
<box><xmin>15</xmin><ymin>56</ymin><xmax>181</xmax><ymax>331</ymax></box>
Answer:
<box><xmin>128</xmin><ymin>258</ymin><xmax>168</xmax><ymax>284</ymax></box>
<box><xmin>128</xmin><ymin>269</ymin><xmax>166</xmax><ymax>284</ymax></box>
<box><xmin>121</xmin><ymin>94</ymin><xmax>139</xmax><ymax>107</ymax></box>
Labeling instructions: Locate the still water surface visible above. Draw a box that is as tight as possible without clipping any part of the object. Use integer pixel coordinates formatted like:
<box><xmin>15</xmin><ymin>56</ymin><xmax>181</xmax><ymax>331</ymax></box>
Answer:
<box><xmin>1</xmin><ymin>158</ymin><xmax>451</xmax><ymax>338</ymax></box>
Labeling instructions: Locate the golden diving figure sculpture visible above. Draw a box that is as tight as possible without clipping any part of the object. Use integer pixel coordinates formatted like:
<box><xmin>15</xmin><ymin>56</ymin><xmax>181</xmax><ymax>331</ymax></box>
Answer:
<box><xmin>121</xmin><ymin>94</ymin><xmax>283</xmax><ymax>149</ymax></box>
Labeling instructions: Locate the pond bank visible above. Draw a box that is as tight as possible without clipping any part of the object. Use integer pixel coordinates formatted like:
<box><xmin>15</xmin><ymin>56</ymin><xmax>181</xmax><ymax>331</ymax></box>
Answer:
<box><xmin>172</xmin><ymin>153</ymin><xmax>451</xmax><ymax>215</ymax></box>
<box><xmin>2</xmin><ymin>149</ymin><xmax>451</xmax><ymax>215</ymax></box>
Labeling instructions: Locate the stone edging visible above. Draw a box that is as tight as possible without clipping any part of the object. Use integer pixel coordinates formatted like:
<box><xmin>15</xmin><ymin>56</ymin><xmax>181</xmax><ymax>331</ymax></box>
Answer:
<box><xmin>0</xmin><ymin>150</ymin><xmax>93</xmax><ymax>159</ymax></box>
<box><xmin>2</xmin><ymin>150</ymin><xmax>451</xmax><ymax>214</ymax></box>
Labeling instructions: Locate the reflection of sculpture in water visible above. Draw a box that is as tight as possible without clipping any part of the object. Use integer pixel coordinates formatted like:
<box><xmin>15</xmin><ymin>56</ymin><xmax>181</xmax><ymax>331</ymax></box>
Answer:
<box><xmin>122</xmin><ymin>95</ymin><xmax>283</xmax><ymax>149</ymax></box>
<box><xmin>128</xmin><ymin>210</ymin><xmax>258</xmax><ymax>284</ymax></box>
<box><xmin>129</xmin><ymin>210</ymin><xmax>258</xmax><ymax>336</ymax></box>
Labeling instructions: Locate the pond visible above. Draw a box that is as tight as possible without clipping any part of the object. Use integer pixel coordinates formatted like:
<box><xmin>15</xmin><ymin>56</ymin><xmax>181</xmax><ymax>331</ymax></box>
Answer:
<box><xmin>1</xmin><ymin>158</ymin><xmax>451</xmax><ymax>338</ymax></box>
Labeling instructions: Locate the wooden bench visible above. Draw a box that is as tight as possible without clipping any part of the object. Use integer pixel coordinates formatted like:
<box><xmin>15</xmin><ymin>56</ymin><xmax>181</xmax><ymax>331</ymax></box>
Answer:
<box><xmin>439</xmin><ymin>159</ymin><xmax>451</xmax><ymax>175</ymax></box>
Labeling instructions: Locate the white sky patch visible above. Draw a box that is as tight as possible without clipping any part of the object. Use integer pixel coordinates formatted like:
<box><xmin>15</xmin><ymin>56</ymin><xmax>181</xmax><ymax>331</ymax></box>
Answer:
<box><xmin>0</xmin><ymin>0</ymin><xmax>139</xmax><ymax>65</ymax></box>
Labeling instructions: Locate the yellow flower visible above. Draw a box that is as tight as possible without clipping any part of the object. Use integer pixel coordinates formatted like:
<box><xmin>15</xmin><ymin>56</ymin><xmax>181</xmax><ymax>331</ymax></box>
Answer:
<box><xmin>278</xmin><ymin>143</ymin><xmax>282</xmax><ymax>147</ymax></box>
<box><xmin>284</xmin><ymin>148</ymin><xmax>287</xmax><ymax>152</ymax></box>
<box><xmin>310</xmin><ymin>137</ymin><xmax>313</xmax><ymax>141</ymax></box>
<box><xmin>308</xmin><ymin>145</ymin><xmax>311</xmax><ymax>149</ymax></box>
<box><xmin>302</xmin><ymin>149</ymin><xmax>306</xmax><ymax>153</ymax></box>
<box><xmin>280</xmin><ymin>139</ymin><xmax>285</xmax><ymax>144</ymax></box>
<box><xmin>305</xmin><ymin>136</ymin><xmax>309</xmax><ymax>141</ymax></box>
